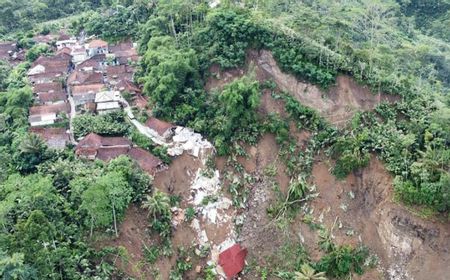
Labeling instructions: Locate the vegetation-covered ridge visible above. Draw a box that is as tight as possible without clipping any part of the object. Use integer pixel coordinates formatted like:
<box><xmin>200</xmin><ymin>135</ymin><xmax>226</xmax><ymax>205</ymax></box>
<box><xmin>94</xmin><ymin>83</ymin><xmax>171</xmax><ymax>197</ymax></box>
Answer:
<box><xmin>0</xmin><ymin>0</ymin><xmax>448</xmax><ymax>279</ymax></box>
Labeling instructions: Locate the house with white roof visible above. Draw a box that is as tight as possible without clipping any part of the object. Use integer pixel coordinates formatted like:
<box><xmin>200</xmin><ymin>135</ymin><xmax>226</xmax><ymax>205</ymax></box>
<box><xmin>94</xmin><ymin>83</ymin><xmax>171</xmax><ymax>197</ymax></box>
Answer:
<box><xmin>95</xmin><ymin>90</ymin><xmax>122</xmax><ymax>114</ymax></box>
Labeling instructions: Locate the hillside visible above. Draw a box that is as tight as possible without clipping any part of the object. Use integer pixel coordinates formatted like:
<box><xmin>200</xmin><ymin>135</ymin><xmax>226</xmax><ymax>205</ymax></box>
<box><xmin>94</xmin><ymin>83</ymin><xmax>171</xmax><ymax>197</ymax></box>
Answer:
<box><xmin>0</xmin><ymin>1</ymin><xmax>449</xmax><ymax>280</ymax></box>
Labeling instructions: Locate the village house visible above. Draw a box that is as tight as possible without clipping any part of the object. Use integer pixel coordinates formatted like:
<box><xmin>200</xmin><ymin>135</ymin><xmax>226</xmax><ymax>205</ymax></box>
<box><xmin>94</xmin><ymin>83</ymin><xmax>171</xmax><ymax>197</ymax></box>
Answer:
<box><xmin>75</xmin><ymin>133</ymin><xmax>165</xmax><ymax>174</ymax></box>
<box><xmin>145</xmin><ymin>117</ymin><xmax>176</xmax><ymax>140</ymax></box>
<box><xmin>71</xmin><ymin>83</ymin><xmax>105</xmax><ymax>107</ymax></box>
<box><xmin>127</xmin><ymin>147</ymin><xmax>166</xmax><ymax>175</ymax></box>
<box><xmin>33</xmin><ymin>34</ymin><xmax>57</xmax><ymax>45</ymax></box>
<box><xmin>115</xmin><ymin>79</ymin><xmax>141</xmax><ymax>96</ymax></box>
<box><xmin>35</xmin><ymin>91</ymin><xmax>67</xmax><ymax>105</ymax></box>
<box><xmin>95</xmin><ymin>90</ymin><xmax>122</xmax><ymax>115</ymax></box>
<box><xmin>86</xmin><ymin>39</ymin><xmax>108</xmax><ymax>57</ymax></box>
<box><xmin>105</xmin><ymin>65</ymin><xmax>134</xmax><ymax>86</ymax></box>
<box><xmin>76</xmin><ymin>133</ymin><xmax>131</xmax><ymax>160</ymax></box>
<box><xmin>28</xmin><ymin>72</ymin><xmax>65</xmax><ymax>84</ymax></box>
<box><xmin>29</xmin><ymin>127</ymin><xmax>70</xmax><ymax>149</ymax></box>
<box><xmin>56</xmin><ymin>37</ymin><xmax>77</xmax><ymax>50</ymax></box>
<box><xmin>32</xmin><ymin>81</ymin><xmax>67</xmax><ymax>105</ymax></box>
<box><xmin>56</xmin><ymin>47</ymin><xmax>72</xmax><ymax>56</ymax></box>
<box><xmin>71</xmin><ymin>45</ymin><xmax>88</xmax><ymax>64</ymax></box>
<box><xmin>32</xmin><ymin>82</ymin><xmax>63</xmax><ymax>94</ymax></box>
<box><xmin>28</xmin><ymin>102</ymin><xmax>70</xmax><ymax>127</ymax></box>
<box><xmin>76</xmin><ymin>54</ymin><xmax>106</xmax><ymax>71</ymax></box>
<box><xmin>67</xmin><ymin>70</ymin><xmax>103</xmax><ymax>87</ymax></box>
<box><xmin>109</xmin><ymin>40</ymin><xmax>139</xmax><ymax>65</ymax></box>
<box><xmin>27</xmin><ymin>53</ymin><xmax>73</xmax><ymax>84</ymax></box>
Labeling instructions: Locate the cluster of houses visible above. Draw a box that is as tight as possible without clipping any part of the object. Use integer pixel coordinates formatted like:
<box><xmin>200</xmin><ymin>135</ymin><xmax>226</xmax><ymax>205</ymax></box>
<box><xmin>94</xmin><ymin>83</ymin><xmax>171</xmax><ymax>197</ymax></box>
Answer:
<box><xmin>25</xmin><ymin>32</ymin><xmax>143</xmax><ymax>138</ymax></box>
<box><xmin>15</xmin><ymin>31</ymin><xmax>172</xmax><ymax>174</ymax></box>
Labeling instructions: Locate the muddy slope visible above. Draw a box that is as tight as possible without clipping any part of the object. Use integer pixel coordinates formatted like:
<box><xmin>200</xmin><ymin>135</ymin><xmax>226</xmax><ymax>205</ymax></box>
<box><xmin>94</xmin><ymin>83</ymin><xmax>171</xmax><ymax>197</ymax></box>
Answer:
<box><xmin>309</xmin><ymin>157</ymin><xmax>450</xmax><ymax>280</ymax></box>
<box><xmin>207</xmin><ymin>50</ymin><xmax>399</xmax><ymax>126</ymax></box>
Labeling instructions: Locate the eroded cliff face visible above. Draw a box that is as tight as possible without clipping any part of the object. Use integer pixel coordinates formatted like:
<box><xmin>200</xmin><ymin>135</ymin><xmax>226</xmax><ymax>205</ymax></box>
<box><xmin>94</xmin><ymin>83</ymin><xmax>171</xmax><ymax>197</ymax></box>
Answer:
<box><xmin>207</xmin><ymin>51</ymin><xmax>450</xmax><ymax>280</ymax></box>
<box><xmin>207</xmin><ymin>49</ymin><xmax>400</xmax><ymax>126</ymax></box>
<box><xmin>309</xmin><ymin>157</ymin><xmax>450</xmax><ymax>280</ymax></box>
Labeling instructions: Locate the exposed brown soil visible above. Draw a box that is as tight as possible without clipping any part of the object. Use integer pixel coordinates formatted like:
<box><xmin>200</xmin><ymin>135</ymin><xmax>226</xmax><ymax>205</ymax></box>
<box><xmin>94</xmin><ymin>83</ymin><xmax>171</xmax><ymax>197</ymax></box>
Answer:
<box><xmin>153</xmin><ymin>153</ymin><xmax>202</xmax><ymax>203</ymax></box>
<box><xmin>207</xmin><ymin>50</ymin><xmax>400</xmax><ymax>126</ymax></box>
<box><xmin>105</xmin><ymin>204</ymin><xmax>153</xmax><ymax>279</ymax></box>
<box><xmin>103</xmin><ymin>154</ymin><xmax>208</xmax><ymax>280</ymax></box>
<box><xmin>307</xmin><ymin>156</ymin><xmax>450</xmax><ymax>280</ymax></box>
<box><xmin>234</xmin><ymin>134</ymin><xmax>291</xmax><ymax>279</ymax></box>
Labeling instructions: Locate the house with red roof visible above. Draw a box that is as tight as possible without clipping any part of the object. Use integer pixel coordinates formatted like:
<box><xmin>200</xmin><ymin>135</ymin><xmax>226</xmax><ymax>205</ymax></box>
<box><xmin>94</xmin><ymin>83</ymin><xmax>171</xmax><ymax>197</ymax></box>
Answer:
<box><xmin>71</xmin><ymin>83</ymin><xmax>105</xmax><ymax>107</ymax></box>
<box><xmin>30</xmin><ymin>127</ymin><xmax>70</xmax><ymax>149</ymax></box>
<box><xmin>68</xmin><ymin>70</ymin><xmax>103</xmax><ymax>87</ymax></box>
<box><xmin>0</xmin><ymin>42</ymin><xmax>17</xmax><ymax>63</ymax></box>
<box><xmin>27</xmin><ymin>53</ymin><xmax>72</xmax><ymax>84</ymax></box>
<box><xmin>127</xmin><ymin>147</ymin><xmax>166</xmax><ymax>175</ymax></box>
<box><xmin>115</xmin><ymin>79</ymin><xmax>141</xmax><ymax>95</ymax></box>
<box><xmin>33</xmin><ymin>82</ymin><xmax>63</xmax><ymax>94</ymax></box>
<box><xmin>218</xmin><ymin>244</ymin><xmax>248</xmax><ymax>280</ymax></box>
<box><xmin>109</xmin><ymin>40</ymin><xmax>139</xmax><ymax>65</ymax></box>
<box><xmin>145</xmin><ymin>117</ymin><xmax>176</xmax><ymax>140</ymax></box>
<box><xmin>75</xmin><ymin>133</ymin><xmax>165</xmax><ymax>174</ymax></box>
<box><xmin>76</xmin><ymin>132</ymin><xmax>131</xmax><ymax>160</ymax></box>
<box><xmin>105</xmin><ymin>65</ymin><xmax>134</xmax><ymax>85</ymax></box>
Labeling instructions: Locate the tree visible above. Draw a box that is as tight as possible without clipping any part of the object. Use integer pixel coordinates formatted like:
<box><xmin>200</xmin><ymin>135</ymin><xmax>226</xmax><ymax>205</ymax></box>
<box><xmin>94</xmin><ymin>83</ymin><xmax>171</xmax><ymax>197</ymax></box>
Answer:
<box><xmin>0</xmin><ymin>60</ymin><xmax>11</xmax><ymax>91</ymax></box>
<box><xmin>138</xmin><ymin>35</ymin><xmax>201</xmax><ymax>122</ymax></box>
<box><xmin>12</xmin><ymin>133</ymin><xmax>48</xmax><ymax>173</ymax></box>
<box><xmin>206</xmin><ymin>75</ymin><xmax>260</xmax><ymax>154</ymax></box>
<box><xmin>80</xmin><ymin>171</ymin><xmax>132</xmax><ymax>236</ymax></box>
<box><xmin>0</xmin><ymin>251</ymin><xmax>38</xmax><ymax>280</ymax></box>
<box><xmin>141</xmin><ymin>190</ymin><xmax>170</xmax><ymax>220</ymax></box>
<box><xmin>107</xmin><ymin>155</ymin><xmax>152</xmax><ymax>202</ymax></box>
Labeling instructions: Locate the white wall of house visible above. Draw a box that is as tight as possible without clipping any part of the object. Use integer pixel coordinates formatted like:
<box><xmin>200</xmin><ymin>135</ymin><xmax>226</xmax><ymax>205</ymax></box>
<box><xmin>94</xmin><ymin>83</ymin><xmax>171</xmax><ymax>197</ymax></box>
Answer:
<box><xmin>29</xmin><ymin>113</ymin><xmax>57</xmax><ymax>127</ymax></box>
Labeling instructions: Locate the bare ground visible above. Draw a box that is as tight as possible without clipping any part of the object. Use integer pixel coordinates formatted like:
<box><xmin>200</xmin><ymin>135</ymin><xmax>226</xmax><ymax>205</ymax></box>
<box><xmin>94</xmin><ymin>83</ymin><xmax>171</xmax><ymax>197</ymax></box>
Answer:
<box><xmin>306</xmin><ymin>156</ymin><xmax>450</xmax><ymax>280</ymax></box>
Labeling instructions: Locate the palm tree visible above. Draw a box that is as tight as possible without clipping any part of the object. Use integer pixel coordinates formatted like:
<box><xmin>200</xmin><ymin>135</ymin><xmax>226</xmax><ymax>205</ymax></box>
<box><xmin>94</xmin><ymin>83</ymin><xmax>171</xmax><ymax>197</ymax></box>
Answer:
<box><xmin>295</xmin><ymin>264</ymin><xmax>327</xmax><ymax>280</ymax></box>
<box><xmin>16</xmin><ymin>133</ymin><xmax>47</xmax><ymax>173</ymax></box>
<box><xmin>19</xmin><ymin>133</ymin><xmax>46</xmax><ymax>155</ymax></box>
<box><xmin>141</xmin><ymin>190</ymin><xmax>170</xmax><ymax>220</ymax></box>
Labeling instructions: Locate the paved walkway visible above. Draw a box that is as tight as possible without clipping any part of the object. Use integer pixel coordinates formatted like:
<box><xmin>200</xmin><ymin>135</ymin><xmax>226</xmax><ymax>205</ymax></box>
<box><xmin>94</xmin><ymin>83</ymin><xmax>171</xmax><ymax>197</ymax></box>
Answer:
<box><xmin>67</xmin><ymin>91</ymin><xmax>77</xmax><ymax>144</ymax></box>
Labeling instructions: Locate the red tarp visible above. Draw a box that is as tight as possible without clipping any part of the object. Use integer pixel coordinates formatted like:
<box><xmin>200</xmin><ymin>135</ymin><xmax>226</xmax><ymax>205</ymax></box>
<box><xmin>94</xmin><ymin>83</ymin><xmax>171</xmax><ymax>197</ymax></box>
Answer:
<box><xmin>218</xmin><ymin>244</ymin><xmax>247</xmax><ymax>279</ymax></box>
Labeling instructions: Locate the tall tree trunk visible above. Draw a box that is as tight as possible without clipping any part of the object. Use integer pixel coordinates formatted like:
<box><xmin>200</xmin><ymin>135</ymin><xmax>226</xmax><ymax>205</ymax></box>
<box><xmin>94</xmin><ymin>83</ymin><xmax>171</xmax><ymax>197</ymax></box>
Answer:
<box><xmin>90</xmin><ymin>216</ymin><xmax>94</xmax><ymax>237</ymax></box>
<box><xmin>113</xmin><ymin>203</ymin><xmax>118</xmax><ymax>237</ymax></box>
<box><xmin>170</xmin><ymin>15</ymin><xmax>177</xmax><ymax>42</ymax></box>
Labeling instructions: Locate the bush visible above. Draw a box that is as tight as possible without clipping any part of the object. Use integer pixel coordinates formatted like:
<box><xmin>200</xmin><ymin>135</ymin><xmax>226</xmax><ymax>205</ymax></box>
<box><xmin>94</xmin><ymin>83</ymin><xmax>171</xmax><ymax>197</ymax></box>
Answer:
<box><xmin>316</xmin><ymin>245</ymin><xmax>369</xmax><ymax>278</ymax></box>
<box><xmin>72</xmin><ymin>111</ymin><xmax>130</xmax><ymax>139</ymax></box>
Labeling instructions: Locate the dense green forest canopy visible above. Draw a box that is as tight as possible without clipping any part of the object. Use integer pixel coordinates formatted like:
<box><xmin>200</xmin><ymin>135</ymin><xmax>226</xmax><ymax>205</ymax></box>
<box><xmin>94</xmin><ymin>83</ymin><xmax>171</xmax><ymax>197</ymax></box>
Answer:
<box><xmin>0</xmin><ymin>0</ymin><xmax>449</xmax><ymax>279</ymax></box>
